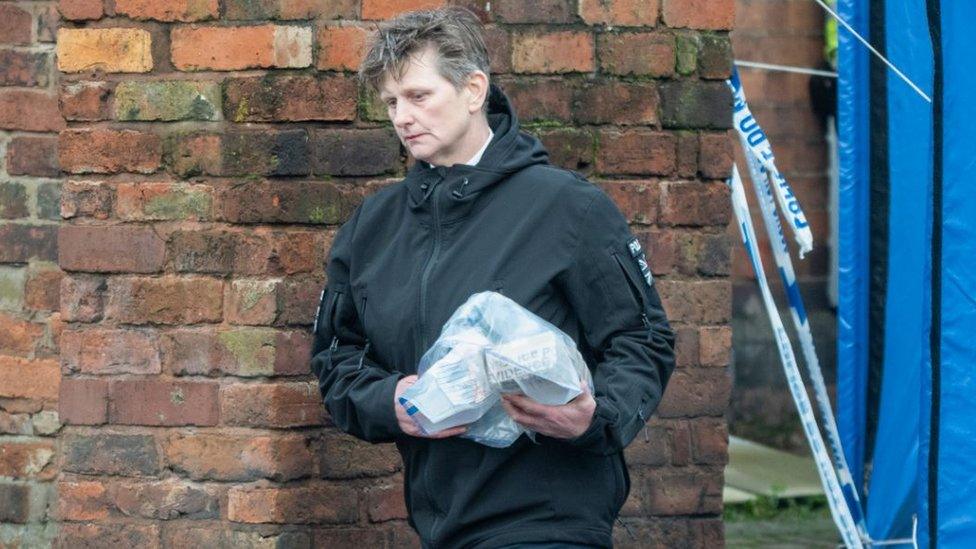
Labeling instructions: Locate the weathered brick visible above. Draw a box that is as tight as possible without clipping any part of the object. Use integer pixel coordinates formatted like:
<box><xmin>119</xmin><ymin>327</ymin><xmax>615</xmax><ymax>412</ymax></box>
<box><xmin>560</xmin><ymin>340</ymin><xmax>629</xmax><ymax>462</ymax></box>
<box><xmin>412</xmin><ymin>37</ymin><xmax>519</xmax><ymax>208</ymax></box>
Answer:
<box><xmin>227</xmin><ymin>484</ymin><xmax>358</xmax><ymax>524</ymax></box>
<box><xmin>512</xmin><ymin>31</ymin><xmax>594</xmax><ymax>74</ymax></box>
<box><xmin>317</xmin><ymin>24</ymin><xmax>370</xmax><ymax>71</ymax></box>
<box><xmin>162</xmin><ymin>132</ymin><xmax>220</xmax><ymax>178</ymax></box>
<box><xmin>38</xmin><ymin>5</ymin><xmax>60</xmax><ymax>42</ymax></box>
<box><xmin>313</xmin><ymin>528</ymin><xmax>388</xmax><ymax>548</ymax></box>
<box><xmin>280</xmin><ymin>0</ymin><xmax>358</xmax><ymax>19</ymax></box>
<box><xmin>0</xmin><ymin>90</ymin><xmax>65</xmax><ymax>132</ymax></box>
<box><xmin>659</xmin><ymin>80</ymin><xmax>732</xmax><ymax>129</ymax></box>
<box><xmin>60</xmin><ymin>81</ymin><xmax>112</xmax><ymax>121</ymax></box>
<box><xmin>667</xmin><ymin>419</ymin><xmax>692</xmax><ymax>466</ymax></box>
<box><xmin>691</xmin><ymin>418</ymin><xmax>728</xmax><ymax>465</ymax></box>
<box><xmin>60</xmin><ymin>180</ymin><xmax>111</xmax><ymax>220</ymax></box>
<box><xmin>56</xmin><ymin>523</ymin><xmax>161</xmax><ymax>549</ymax></box>
<box><xmin>579</xmin><ymin>0</ymin><xmax>658</xmax><ymax>26</ymax></box>
<box><xmin>598</xmin><ymin>32</ymin><xmax>674</xmax><ymax>77</ymax></box>
<box><xmin>675</xmin><ymin>32</ymin><xmax>699</xmax><ymax>76</ymax></box>
<box><xmin>167</xmin><ymin>229</ymin><xmax>273</xmax><ymax>275</ymax></box>
<box><xmin>310</xmin><ymin>128</ymin><xmax>399</xmax><ymax>176</ymax></box>
<box><xmin>171</xmin><ymin>25</ymin><xmax>312</xmax><ymax>70</ymax></box>
<box><xmin>596</xmin><ymin>129</ymin><xmax>675</xmax><ymax>176</ymax></box>
<box><xmin>657</xmin><ymin>279</ymin><xmax>731</xmax><ymax>325</ymax></box>
<box><xmin>115</xmin><ymin>0</ymin><xmax>219</xmax><ymax>22</ymax></box>
<box><xmin>59</xmin><ymin>1</ymin><xmax>103</xmax><ymax>20</ymax></box>
<box><xmin>0</xmin><ymin>313</ymin><xmax>45</xmax><ymax>355</ymax></box>
<box><xmin>112</xmin><ymin>479</ymin><xmax>219</xmax><ymax>519</ymax></box>
<box><xmin>115</xmin><ymin>181</ymin><xmax>213</xmax><ymax>221</ymax></box>
<box><xmin>656</xmin><ymin>367</ymin><xmax>731</xmax><ymax>417</ymax></box>
<box><xmin>633</xmin><ymin>228</ymin><xmax>674</xmax><ymax>275</ymax></box>
<box><xmin>164</xmin><ymin>432</ymin><xmax>314</xmax><ymax>481</ymax></box>
<box><xmin>224</xmin><ymin>74</ymin><xmax>356</xmax><ymax>122</ymax></box>
<box><xmin>574</xmin><ymin>80</ymin><xmax>658</xmax><ymax>125</ymax></box>
<box><xmin>57</xmin><ymin>28</ymin><xmax>153</xmax><ymax>73</ymax></box>
<box><xmin>60</xmin><ymin>226</ymin><xmax>166</xmax><ymax>274</ymax></box>
<box><xmin>62</xmin><ymin>433</ymin><xmax>159</xmax><ymax>476</ymax></box>
<box><xmin>699</xmin><ymin>325</ymin><xmax>731</xmax><ymax>367</ymax></box>
<box><xmin>277</xmin><ymin>277</ymin><xmax>322</xmax><ymax>325</ymax></box>
<box><xmin>0</xmin><ymin>411</ymin><xmax>32</xmax><ymax>435</ymax></box>
<box><xmin>675</xmin><ymin>131</ymin><xmax>699</xmax><ymax>178</ymax></box>
<box><xmin>659</xmin><ymin>181</ymin><xmax>730</xmax><ymax>226</ymax></box>
<box><xmin>497</xmin><ymin>77</ymin><xmax>574</xmax><ymax>123</ymax></box>
<box><xmin>485</xmin><ymin>25</ymin><xmax>512</xmax><ymax>74</ymax></box>
<box><xmin>222</xmin><ymin>0</ymin><xmax>281</xmax><ymax>19</ymax></box>
<box><xmin>7</xmin><ymin>136</ymin><xmax>60</xmax><ymax>177</ymax></box>
<box><xmin>59</xmin><ymin>378</ymin><xmax>109</xmax><ymax>425</ymax></box>
<box><xmin>362</xmin><ymin>0</ymin><xmax>445</xmax><ymax>20</ymax></box>
<box><xmin>0</xmin><ymin>440</ymin><xmax>56</xmax><ymax>479</ymax></box>
<box><xmin>533</xmin><ymin>128</ymin><xmax>595</xmax><ymax>174</ymax></box>
<box><xmin>61</xmin><ymin>329</ymin><xmax>160</xmax><ymax>375</ymax></box>
<box><xmin>105</xmin><ymin>276</ymin><xmax>224</xmax><ymax>325</ymax></box>
<box><xmin>0</xmin><ymin>265</ymin><xmax>26</xmax><ymax>312</ymax></box>
<box><xmin>114</xmin><ymin>80</ymin><xmax>221</xmax><ymax>121</ymax></box>
<box><xmin>699</xmin><ymin>34</ymin><xmax>732</xmax><ymax>79</ymax></box>
<box><xmin>61</xmin><ymin>275</ymin><xmax>106</xmax><ymax>322</ymax></box>
<box><xmin>662</xmin><ymin>0</ymin><xmax>735</xmax><ymax>30</ymax></box>
<box><xmin>623</xmin><ymin>422</ymin><xmax>669</xmax><ymax>466</ymax></box>
<box><xmin>25</xmin><ymin>268</ymin><xmax>62</xmax><ymax>312</ymax></box>
<box><xmin>109</xmin><ymin>379</ymin><xmax>219</xmax><ymax>426</ymax></box>
<box><xmin>220</xmin><ymin>130</ymin><xmax>311</xmax><ymax>176</ymax></box>
<box><xmin>162</xmin><ymin>327</ymin><xmax>297</xmax><ymax>377</ymax></box>
<box><xmin>0</xmin><ymin>356</ymin><xmax>60</xmax><ymax>401</ymax></box>
<box><xmin>59</xmin><ymin>129</ymin><xmax>162</xmax><ymax>174</ymax></box>
<box><xmin>218</xmin><ymin>180</ymin><xmax>360</xmax><ymax>225</ymax></box>
<box><xmin>318</xmin><ymin>431</ymin><xmax>401</xmax><ymax>479</ymax></box>
<box><xmin>674</xmin><ymin>231</ymin><xmax>731</xmax><ymax>276</ymax></box>
<box><xmin>38</xmin><ymin>182</ymin><xmax>62</xmax><ymax>220</ymax></box>
<box><xmin>0</xmin><ymin>182</ymin><xmax>29</xmax><ymax>219</ymax></box>
<box><xmin>225</xmin><ymin>279</ymin><xmax>279</xmax><ymax>325</ymax></box>
<box><xmin>0</xmin><ymin>4</ymin><xmax>32</xmax><ymax>45</ymax></box>
<box><xmin>0</xmin><ymin>483</ymin><xmax>31</xmax><ymax>523</ymax></box>
<box><xmin>367</xmin><ymin>482</ymin><xmax>407</xmax><ymax>522</ymax></box>
<box><xmin>643</xmin><ymin>467</ymin><xmax>723</xmax><ymax>515</ymax></box>
<box><xmin>699</xmin><ymin>131</ymin><xmax>733</xmax><ymax>179</ymax></box>
<box><xmin>596</xmin><ymin>179</ymin><xmax>660</xmax><ymax>226</ymax></box>
<box><xmin>220</xmin><ymin>382</ymin><xmax>325</xmax><ymax>428</ymax></box>
<box><xmin>493</xmin><ymin>0</ymin><xmax>575</xmax><ymax>23</ymax></box>
<box><xmin>58</xmin><ymin>481</ymin><xmax>110</xmax><ymax>521</ymax></box>
<box><xmin>0</xmin><ymin>50</ymin><xmax>51</xmax><ymax>87</ymax></box>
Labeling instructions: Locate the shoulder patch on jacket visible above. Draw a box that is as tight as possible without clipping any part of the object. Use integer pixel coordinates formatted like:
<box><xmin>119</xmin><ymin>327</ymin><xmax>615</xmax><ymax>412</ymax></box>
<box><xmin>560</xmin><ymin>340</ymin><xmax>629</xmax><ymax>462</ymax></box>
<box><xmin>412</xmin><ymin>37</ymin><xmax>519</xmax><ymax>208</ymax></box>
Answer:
<box><xmin>627</xmin><ymin>236</ymin><xmax>654</xmax><ymax>287</ymax></box>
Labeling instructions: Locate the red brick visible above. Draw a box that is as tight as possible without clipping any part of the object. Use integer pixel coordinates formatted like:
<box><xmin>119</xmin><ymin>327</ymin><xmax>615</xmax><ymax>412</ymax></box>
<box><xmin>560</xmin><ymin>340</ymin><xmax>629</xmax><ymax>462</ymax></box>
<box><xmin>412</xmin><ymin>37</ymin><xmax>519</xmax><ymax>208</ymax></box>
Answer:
<box><xmin>219</xmin><ymin>129</ymin><xmax>312</xmax><ymax>177</ymax></box>
<box><xmin>535</xmin><ymin>128</ymin><xmax>595</xmax><ymax>173</ymax></box>
<box><xmin>280</xmin><ymin>0</ymin><xmax>358</xmax><ymax>19</ymax></box>
<box><xmin>313</xmin><ymin>528</ymin><xmax>389</xmax><ymax>548</ymax></box>
<box><xmin>673</xmin><ymin>325</ymin><xmax>699</xmax><ymax>369</ymax></box>
<box><xmin>114</xmin><ymin>181</ymin><xmax>213</xmax><ymax>221</ymax></box>
<box><xmin>317</xmin><ymin>24</ymin><xmax>370</xmax><ymax>71</ymax></box>
<box><xmin>115</xmin><ymin>0</ymin><xmax>219</xmax><ymax>22</ymax></box>
<box><xmin>485</xmin><ymin>24</ymin><xmax>512</xmax><ymax>74</ymax></box>
<box><xmin>59</xmin><ymin>378</ymin><xmax>109</xmax><ymax>425</ymax></box>
<box><xmin>598</xmin><ymin>32</ymin><xmax>674</xmax><ymax>77</ymax></box>
<box><xmin>657</xmin><ymin>279</ymin><xmax>731</xmax><ymax>324</ymax></box>
<box><xmin>111</xmin><ymin>479</ymin><xmax>218</xmax><ymax>519</ymax></box>
<box><xmin>673</xmin><ymin>231</ymin><xmax>731</xmax><ymax>277</ymax></box>
<box><xmin>596</xmin><ymin>129</ymin><xmax>676</xmax><ymax>176</ymax></box>
<box><xmin>668</xmin><ymin>419</ymin><xmax>692</xmax><ymax>465</ymax></box>
<box><xmin>362</xmin><ymin>0</ymin><xmax>445</xmax><ymax>20</ymax></box>
<box><xmin>225</xmin><ymin>279</ymin><xmax>279</xmax><ymax>325</ymax></box>
<box><xmin>623</xmin><ymin>424</ymin><xmax>668</xmax><ymax>466</ymax></box>
<box><xmin>220</xmin><ymin>382</ymin><xmax>325</xmax><ymax>428</ymax></box>
<box><xmin>224</xmin><ymin>74</ymin><xmax>357</xmax><ymax>122</ymax></box>
<box><xmin>57</xmin><ymin>523</ymin><xmax>161</xmax><ymax>549</ymax></box>
<box><xmin>0</xmin><ymin>440</ymin><xmax>56</xmax><ymax>479</ymax></box>
<box><xmin>596</xmin><ymin>179</ymin><xmax>660</xmax><ymax>226</ymax></box>
<box><xmin>61</xmin><ymin>275</ymin><xmax>105</xmax><ymax>322</ymax></box>
<box><xmin>168</xmin><ymin>229</ymin><xmax>275</xmax><ymax>275</ymax></box>
<box><xmin>644</xmin><ymin>467</ymin><xmax>723</xmax><ymax>515</ymax></box>
<box><xmin>60</xmin><ymin>181</ymin><xmax>111</xmax><ymax>220</ymax></box>
<box><xmin>512</xmin><ymin>31</ymin><xmax>594</xmax><ymax>74</ymax></box>
<box><xmin>656</xmin><ymin>368</ymin><xmax>731</xmax><ymax>417</ymax></box>
<box><xmin>0</xmin><ymin>90</ymin><xmax>65</xmax><ymax>132</ymax></box>
<box><xmin>660</xmin><ymin>181</ymin><xmax>730</xmax><ymax>226</ymax></box>
<box><xmin>161</xmin><ymin>328</ymin><xmax>305</xmax><ymax>377</ymax></box>
<box><xmin>699</xmin><ymin>325</ymin><xmax>731</xmax><ymax>367</ymax></box>
<box><xmin>62</xmin><ymin>433</ymin><xmax>160</xmax><ymax>476</ymax></box>
<box><xmin>368</xmin><ymin>482</ymin><xmax>407</xmax><ymax>522</ymax></box>
<box><xmin>0</xmin><ymin>49</ymin><xmax>51</xmax><ymax>87</ymax></box>
<box><xmin>227</xmin><ymin>484</ymin><xmax>358</xmax><ymax>524</ymax></box>
<box><xmin>0</xmin><ymin>355</ymin><xmax>60</xmax><ymax>401</ymax></box>
<box><xmin>58</xmin><ymin>481</ymin><xmax>110</xmax><ymax>521</ymax></box>
<box><xmin>0</xmin><ymin>313</ymin><xmax>45</xmax><ymax>356</ymax></box>
<box><xmin>691</xmin><ymin>418</ymin><xmax>728</xmax><ymax>465</ymax></box>
<box><xmin>317</xmin><ymin>431</ymin><xmax>402</xmax><ymax>479</ymax></box>
<box><xmin>662</xmin><ymin>0</ymin><xmax>735</xmax><ymax>30</ymax></box>
<box><xmin>676</xmin><ymin>131</ymin><xmax>700</xmax><ymax>178</ymax></box>
<box><xmin>497</xmin><ymin>77</ymin><xmax>574</xmax><ymax>123</ymax></box>
<box><xmin>58</xmin><ymin>0</ymin><xmax>104</xmax><ymax>20</ymax></box>
<box><xmin>38</xmin><ymin>5</ymin><xmax>60</xmax><ymax>43</ymax></box>
<box><xmin>171</xmin><ymin>25</ymin><xmax>312</xmax><ymax>71</ymax></box>
<box><xmin>493</xmin><ymin>0</ymin><xmax>575</xmax><ymax>23</ymax></box>
<box><xmin>7</xmin><ymin>136</ymin><xmax>59</xmax><ymax>177</ymax></box>
<box><xmin>60</xmin><ymin>81</ymin><xmax>112</xmax><ymax>121</ymax></box>
<box><xmin>59</xmin><ymin>129</ymin><xmax>162</xmax><ymax>174</ymax></box>
<box><xmin>105</xmin><ymin>276</ymin><xmax>223</xmax><ymax>325</ymax></box>
<box><xmin>574</xmin><ymin>80</ymin><xmax>658</xmax><ymax>125</ymax></box>
<box><xmin>25</xmin><ymin>268</ymin><xmax>62</xmax><ymax>312</ymax></box>
<box><xmin>633</xmin><ymin>228</ymin><xmax>674</xmax><ymax>276</ymax></box>
<box><xmin>108</xmin><ymin>379</ymin><xmax>219</xmax><ymax>426</ymax></box>
<box><xmin>61</xmin><ymin>329</ymin><xmax>160</xmax><ymax>375</ymax></box>
<box><xmin>579</xmin><ymin>0</ymin><xmax>659</xmax><ymax>26</ymax></box>
<box><xmin>59</xmin><ymin>225</ymin><xmax>166</xmax><ymax>274</ymax></box>
<box><xmin>164</xmin><ymin>432</ymin><xmax>314</xmax><ymax>481</ymax></box>
<box><xmin>699</xmin><ymin>132</ymin><xmax>733</xmax><ymax>179</ymax></box>
<box><xmin>0</xmin><ymin>5</ymin><xmax>32</xmax><ymax>45</ymax></box>
<box><xmin>216</xmin><ymin>180</ymin><xmax>361</xmax><ymax>225</ymax></box>
<box><xmin>310</xmin><ymin>128</ymin><xmax>400</xmax><ymax>176</ymax></box>
<box><xmin>277</xmin><ymin>277</ymin><xmax>323</xmax><ymax>325</ymax></box>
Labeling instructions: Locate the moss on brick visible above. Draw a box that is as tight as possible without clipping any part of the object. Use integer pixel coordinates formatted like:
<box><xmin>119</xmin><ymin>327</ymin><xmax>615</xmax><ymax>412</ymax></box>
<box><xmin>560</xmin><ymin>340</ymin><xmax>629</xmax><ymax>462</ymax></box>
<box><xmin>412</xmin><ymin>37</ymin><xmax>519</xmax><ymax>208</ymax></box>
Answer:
<box><xmin>675</xmin><ymin>33</ymin><xmax>700</xmax><ymax>76</ymax></box>
<box><xmin>143</xmin><ymin>186</ymin><xmax>211</xmax><ymax>220</ymax></box>
<box><xmin>115</xmin><ymin>81</ymin><xmax>221</xmax><ymax>121</ymax></box>
<box><xmin>218</xmin><ymin>329</ymin><xmax>276</xmax><ymax>377</ymax></box>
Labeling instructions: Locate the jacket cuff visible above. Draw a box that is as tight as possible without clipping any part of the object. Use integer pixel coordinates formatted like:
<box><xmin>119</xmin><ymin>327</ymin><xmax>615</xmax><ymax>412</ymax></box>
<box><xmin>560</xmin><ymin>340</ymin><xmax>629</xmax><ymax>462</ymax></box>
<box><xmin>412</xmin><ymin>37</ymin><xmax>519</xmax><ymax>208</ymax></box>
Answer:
<box><xmin>566</xmin><ymin>397</ymin><xmax>617</xmax><ymax>452</ymax></box>
<box><xmin>375</xmin><ymin>372</ymin><xmax>407</xmax><ymax>439</ymax></box>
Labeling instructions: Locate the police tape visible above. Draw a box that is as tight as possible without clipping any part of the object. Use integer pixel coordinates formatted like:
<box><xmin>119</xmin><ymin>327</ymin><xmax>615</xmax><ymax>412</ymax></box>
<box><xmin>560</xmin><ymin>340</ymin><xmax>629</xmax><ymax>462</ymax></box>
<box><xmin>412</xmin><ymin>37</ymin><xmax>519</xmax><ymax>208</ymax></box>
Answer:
<box><xmin>727</xmin><ymin>165</ymin><xmax>863</xmax><ymax>548</ymax></box>
<box><xmin>741</xmin><ymin>143</ymin><xmax>870</xmax><ymax>542</ymax></box>
<box><xmin>729</xmin><ymin>68</ymin><xmax>814</xmax><ymax>257</ymax></box>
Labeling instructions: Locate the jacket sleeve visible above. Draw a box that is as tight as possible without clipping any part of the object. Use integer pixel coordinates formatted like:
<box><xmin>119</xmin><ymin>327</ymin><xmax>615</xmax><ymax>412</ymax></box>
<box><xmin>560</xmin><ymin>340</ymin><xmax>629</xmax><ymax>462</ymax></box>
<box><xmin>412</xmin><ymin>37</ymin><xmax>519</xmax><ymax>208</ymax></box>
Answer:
<box><xmin>309</xmin><ymin>205</ymin><xmax>405</xmax><ymax>443</ymax></box>
<box><xmin>556</xmin><ymin>183</ymin><xmax>676</xmax><ymax>455</ymax></box>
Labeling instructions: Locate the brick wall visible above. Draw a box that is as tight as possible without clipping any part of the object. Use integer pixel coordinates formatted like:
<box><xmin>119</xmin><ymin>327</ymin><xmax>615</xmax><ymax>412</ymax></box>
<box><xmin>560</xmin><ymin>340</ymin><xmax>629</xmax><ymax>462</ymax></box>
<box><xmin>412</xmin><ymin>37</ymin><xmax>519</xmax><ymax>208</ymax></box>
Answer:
<box><xmin>0</xmin><ymin>0</ymin><xmax>735</xmax><ymax>546</ymax></box>
<box><xmin>729</xmin><ymin>0</ymin><xmax>834</xmax><ymax>450</ymax></box>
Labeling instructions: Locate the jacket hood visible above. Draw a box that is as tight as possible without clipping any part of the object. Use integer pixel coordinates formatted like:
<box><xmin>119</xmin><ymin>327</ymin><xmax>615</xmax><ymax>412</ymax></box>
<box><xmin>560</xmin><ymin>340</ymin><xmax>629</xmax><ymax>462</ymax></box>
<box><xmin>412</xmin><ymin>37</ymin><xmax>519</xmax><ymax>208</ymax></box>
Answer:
<box><xmin>403</xmin><ymin>82</ymin><xmax>549</xmax><ymax>216</ymax></box>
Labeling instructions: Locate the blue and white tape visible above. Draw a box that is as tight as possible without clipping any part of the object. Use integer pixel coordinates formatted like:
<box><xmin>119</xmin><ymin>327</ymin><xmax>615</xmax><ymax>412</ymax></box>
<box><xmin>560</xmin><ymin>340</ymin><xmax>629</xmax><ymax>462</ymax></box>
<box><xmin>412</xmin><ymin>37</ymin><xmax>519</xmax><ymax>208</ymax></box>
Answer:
<box><xmin>727</xmin><ymin>165</ymin><xmax>862</xmax><ymax>548</ymax></box>
<box><xmin>729</xmin><ymin>68</ymin><xmax>814</xmax><ymax>257</ymax></box>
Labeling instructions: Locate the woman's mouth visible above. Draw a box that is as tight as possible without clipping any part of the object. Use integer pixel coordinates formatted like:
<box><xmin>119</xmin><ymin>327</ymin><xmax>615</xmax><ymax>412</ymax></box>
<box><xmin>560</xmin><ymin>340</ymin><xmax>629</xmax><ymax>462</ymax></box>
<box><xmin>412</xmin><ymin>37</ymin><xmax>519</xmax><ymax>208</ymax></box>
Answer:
<box><xmin>406</xmin><ymin>133</ymin><xmax>426</xmax><ymax>142</ymax></box>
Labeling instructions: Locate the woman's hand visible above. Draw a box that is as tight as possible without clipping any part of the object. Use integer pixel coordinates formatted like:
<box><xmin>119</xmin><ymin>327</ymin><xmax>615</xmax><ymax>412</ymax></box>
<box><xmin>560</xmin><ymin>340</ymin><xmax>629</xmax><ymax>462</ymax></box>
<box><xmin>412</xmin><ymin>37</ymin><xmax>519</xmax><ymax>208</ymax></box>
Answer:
<box><xmin>499</xmin><ymin>381</ymin><xmax>596</xmax><ymax>439</ymax></box>
<box><xmin>394</xmin><ymin>375</ymin><xmax>468</xmax><ymax>439</ymax></box>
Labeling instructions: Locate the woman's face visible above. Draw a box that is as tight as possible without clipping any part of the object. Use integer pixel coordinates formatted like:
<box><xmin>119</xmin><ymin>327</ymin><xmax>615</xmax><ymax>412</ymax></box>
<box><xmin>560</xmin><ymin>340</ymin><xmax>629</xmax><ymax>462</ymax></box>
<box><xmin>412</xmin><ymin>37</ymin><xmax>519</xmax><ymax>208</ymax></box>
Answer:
<box><xmin>379</xmin><ymin>46</ymin><xmax>486</xmax><ymax>167</ymax></box>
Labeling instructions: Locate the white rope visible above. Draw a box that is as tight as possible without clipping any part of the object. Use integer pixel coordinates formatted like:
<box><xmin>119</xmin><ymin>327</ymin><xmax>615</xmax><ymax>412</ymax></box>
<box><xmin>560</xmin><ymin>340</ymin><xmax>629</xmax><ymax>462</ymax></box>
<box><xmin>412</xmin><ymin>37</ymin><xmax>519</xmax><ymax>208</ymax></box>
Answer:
<box><xmin>811</xmin><ymin>0</ymin><xmax>932</xmax><ymax>103</ymax></box>
<box><xmin>735</xmin><ymin>60</ymin><xmax>838</xmax><ymax>78</ymax></box>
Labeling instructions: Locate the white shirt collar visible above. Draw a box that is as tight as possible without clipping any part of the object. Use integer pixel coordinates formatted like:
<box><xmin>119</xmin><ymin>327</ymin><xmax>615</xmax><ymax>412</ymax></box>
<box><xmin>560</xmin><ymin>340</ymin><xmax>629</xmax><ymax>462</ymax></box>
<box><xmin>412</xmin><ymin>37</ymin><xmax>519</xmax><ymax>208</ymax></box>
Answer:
<box><xmin>427</xmin><ymin>128</ymin><xmax>494</xmax><ymax>168</ymax></box>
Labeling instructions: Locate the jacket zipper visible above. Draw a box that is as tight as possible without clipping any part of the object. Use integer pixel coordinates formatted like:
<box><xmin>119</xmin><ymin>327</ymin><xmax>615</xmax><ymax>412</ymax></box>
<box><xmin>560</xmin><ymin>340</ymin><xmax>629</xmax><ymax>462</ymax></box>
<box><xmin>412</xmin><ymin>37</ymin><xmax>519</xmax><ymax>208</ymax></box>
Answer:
<box><xmin>418</xmin><ymin>176</ymin><xmax>444</xmax><ymax>353</ymax></box>
<box><xmin>358</xmin><ymin>293</ymin><xmax>370</xmax><ymax>369</ymax></box>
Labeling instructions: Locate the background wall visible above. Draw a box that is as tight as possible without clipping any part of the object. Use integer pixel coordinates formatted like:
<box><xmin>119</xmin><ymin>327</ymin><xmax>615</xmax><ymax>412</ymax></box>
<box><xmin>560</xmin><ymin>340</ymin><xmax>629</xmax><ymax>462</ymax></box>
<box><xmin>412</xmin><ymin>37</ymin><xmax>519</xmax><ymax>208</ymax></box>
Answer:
<box><xmin>1</xmin><ymin>0</ymin><xmax>735</xmax><ymax>546</ymax></box>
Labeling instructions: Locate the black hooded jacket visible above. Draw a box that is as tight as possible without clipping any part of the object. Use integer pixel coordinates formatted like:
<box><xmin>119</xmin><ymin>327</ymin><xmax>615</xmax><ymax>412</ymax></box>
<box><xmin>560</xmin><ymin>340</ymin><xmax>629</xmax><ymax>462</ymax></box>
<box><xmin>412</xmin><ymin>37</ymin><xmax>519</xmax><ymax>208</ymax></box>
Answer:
<box><xmin>310</xmin><ymin>83</ymin><xmax>675</xmax><ymax>548</ymax></box>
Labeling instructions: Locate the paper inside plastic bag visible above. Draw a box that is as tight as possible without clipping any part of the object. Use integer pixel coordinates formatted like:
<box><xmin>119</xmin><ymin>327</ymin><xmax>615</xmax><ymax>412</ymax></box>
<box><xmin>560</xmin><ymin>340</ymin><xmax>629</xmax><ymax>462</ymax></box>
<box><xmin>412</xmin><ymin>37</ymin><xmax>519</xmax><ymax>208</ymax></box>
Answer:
<box><xmin>398</xmin><ymin>291</ymin><xmax>593</xmax><ymax>447</ymax></box>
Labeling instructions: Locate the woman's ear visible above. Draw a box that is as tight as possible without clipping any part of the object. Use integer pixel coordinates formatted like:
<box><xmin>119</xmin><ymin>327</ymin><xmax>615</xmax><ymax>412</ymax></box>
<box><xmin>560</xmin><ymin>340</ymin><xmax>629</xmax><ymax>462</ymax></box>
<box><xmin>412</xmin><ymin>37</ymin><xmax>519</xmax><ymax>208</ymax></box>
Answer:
<box><xmin>465</xmin><ymin>70</ymin><xmax>489</xmax><ymax>114</ymax></box>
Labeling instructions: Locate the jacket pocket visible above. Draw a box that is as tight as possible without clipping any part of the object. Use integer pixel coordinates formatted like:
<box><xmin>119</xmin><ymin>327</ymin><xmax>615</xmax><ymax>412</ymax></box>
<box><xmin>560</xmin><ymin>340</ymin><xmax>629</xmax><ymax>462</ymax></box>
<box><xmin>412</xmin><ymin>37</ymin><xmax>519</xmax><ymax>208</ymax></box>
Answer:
<box><xmin>610</xmin><ymin>249</ymin><xmax>652</xmax><ymax>329</ymax></box>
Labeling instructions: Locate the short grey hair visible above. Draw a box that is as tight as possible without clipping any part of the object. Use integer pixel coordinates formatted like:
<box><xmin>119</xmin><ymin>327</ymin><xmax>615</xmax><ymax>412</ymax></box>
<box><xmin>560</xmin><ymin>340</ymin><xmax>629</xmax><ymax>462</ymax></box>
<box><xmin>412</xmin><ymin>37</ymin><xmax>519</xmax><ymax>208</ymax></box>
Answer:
<box><xmin>359</xmin><ymin>7</ymin><xmax>491</xmax><ymax>106</ymax></box>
